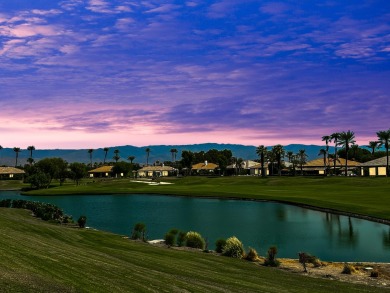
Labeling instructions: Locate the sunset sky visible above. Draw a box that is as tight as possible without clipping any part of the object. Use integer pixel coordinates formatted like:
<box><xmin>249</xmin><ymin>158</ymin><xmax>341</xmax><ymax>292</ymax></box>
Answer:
<box><xmin>1</xmin><ymin>1</ymin><xmax>389</xmax><ymax>149</ymax></box>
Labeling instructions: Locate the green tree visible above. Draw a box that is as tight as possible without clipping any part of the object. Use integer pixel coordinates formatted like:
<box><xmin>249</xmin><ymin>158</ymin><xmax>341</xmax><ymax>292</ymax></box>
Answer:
<box><xmin>181</xmin><ymin>150</ymin><xmax>194</xmax><ymax>175</ymax></box>
<box><xmin>35</xmin><ymin>158</ymin><xmax>68</xmax><ymax>186</ymax></box>
<box><xmin>337</xmin><ymin>130</ymin><xmax>356</xmax><ymax>176</ymax></box>
<box><xmin>103</xmin><ymin>147</ymin><xmax>109</xmax><ymax>164</ymax></box>
<box><xmin>13</xmin><ymin>147</ymin><xmax>21</xmax><ymax>167</ymax></box>
<box><xmin>88</xmin><ymin>149</ymin><xmax>94</xmax><ymax>167</ymax></box>
<box><xmin>145</xmin><ymin>147</ymin><xmax>151</xmax><ymax>166</ymax></box>
<box><xmin>113</xmin><ymin>161</ymin><xmax>132</xmax><ymax>177</ymax></box>
<box><xmin>27</xmin><ymin>146</ymin><xmax>35</xmax><ymax>165</ymax></box>
<box><xmin>69</xmin><ymin>162</ymin><xmax>87</xmax><ymax>185</ymax></box>
<box><xmin>127</xmin><ymin>155</ymin><xmax>135</xmax><ymax>164</ymax></box>
<box><xmin>113</xmin><ymin>149</ymin><xmax>120</xmax><ymax>163</ymax></box>
<box><xmin>170</xmin><ymin>148</ymin><xmax>178</xmax><ymax>163</ymax></box>
<box><xmin>377</xmin><ymin>129</ymin><xmax>390</xmax><ymax>177</ymax></box>
<box><xmin>256</xmin><ymin>145</ymin><xmax>267</xmax><ymax>177</ymax></box>
<box><xmin>330</xmin><ymin>132</ymin><xmax>340</xmax><ymax>175</ymax></box>
<box><xmin>0</xmin><ymin>145</ymin><xmax>3</xmax><ymax>165</ymax></box>
<box><xmin>368</xmin><ymin>141</ymin><xmax>380</xmax><ymax>155</ymax></box>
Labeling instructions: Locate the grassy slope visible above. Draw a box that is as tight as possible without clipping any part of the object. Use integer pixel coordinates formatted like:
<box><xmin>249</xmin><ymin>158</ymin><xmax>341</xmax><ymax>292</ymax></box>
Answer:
<box><xmin>0</xmin><ymin>208</ymin><xmax>386</xmax><ymax>293</ymax></box>
<box><xmin>25</xmin><ymin>176</ymin><xmax>390</xmax><ymax>221</ymax></box>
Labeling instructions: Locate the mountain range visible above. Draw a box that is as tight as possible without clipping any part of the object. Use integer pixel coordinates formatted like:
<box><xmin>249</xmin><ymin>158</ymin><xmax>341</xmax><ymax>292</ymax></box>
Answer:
<box><xmin>0</xmin><ymin>143</ymin><xmax>335</xmax><ymax>166</ymax></box>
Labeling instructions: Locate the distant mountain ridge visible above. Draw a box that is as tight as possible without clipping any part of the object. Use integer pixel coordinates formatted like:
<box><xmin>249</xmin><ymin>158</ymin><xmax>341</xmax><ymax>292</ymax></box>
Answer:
<box><xmin>0</xmin><ymin>143</ymin><xmax>334</xmax><ymax>166</ymax></box>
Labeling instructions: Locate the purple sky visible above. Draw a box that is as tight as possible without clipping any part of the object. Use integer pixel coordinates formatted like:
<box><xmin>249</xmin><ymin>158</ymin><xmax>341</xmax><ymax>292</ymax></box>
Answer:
<box><xmin>1</xmin><ymin>1</ymin><xmax>389</xmax><ymax>149</ymax></box>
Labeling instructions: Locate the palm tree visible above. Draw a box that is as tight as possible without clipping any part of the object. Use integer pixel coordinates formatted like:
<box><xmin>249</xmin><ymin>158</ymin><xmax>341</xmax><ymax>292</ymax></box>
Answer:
<box><xmin>368</xmin><ymin>141</ymin><xmax>380</xmax><ymax>155</ymax></box>
<box><xmin>113</xmin><ymin>149</ymin><xmax>120</xmax><ymax>163</ymax></box>
<box><xmin>13</xmin><ymin>147</ymin><xmax>21</xmax><ymax>167</ymax></box>
<box><xmin>337</xmin><ymin>130</ymin><xmax>356</xmax><ymax>176</ymax></box>
<box><xmin>103</xmin><ymin>147</ymin><xmax>109</xmax><ymax>164</ymax></box>
<box><xmin>298</xmin><ymin>149</ymin><xmax>308</xmax><ymax>175</ymax></box>
<box><xmin>350</xmin><ymin>144</ymin><xmax>359</xmax><ymax>160</ymax></box>
<box><xmin>272</xmin><ymin>144</ymin><xmax>285</xmax><ymax>176</ymax></box>
<box><xmin>0</xmin><ymin>145</ymin><xmax>3</xmax><ymax>165</ymax></box>
<box><xmin>145</xmin><ymin>147</ymin><xmax>151</xmax><ymax>166</ymax></box>
<box><xmin>170</xmin><ymin>148</ymin><xmax>178</xmax><ymax>163</ymax></box>
<box><xmin>256</xmin><ymin>145</ymin><xmax>267</xmax><ymax>177</ymax></box>
<box><xmin>127</xmin><ymin>156</ymin><xmax>135</xmax><ymax>164</ymax></box>
<box><xmin>88</xmin><ymin>149</ymin><xmax>94</xmax><ymax>167</ymax></box>
<box><xmin>27</xmin><ymin>146</ymin><xmax>35</xmax><ymax>165</ymax></box>
<box><xmin>330</xmin><ymin>132</ymin><xmax>341</xmax><ymax>175</ymax></box>
<box><xmin>377</xmin><ymin>129</ymin><xmax>390</xmax><ymax>177</ymax></box>
<box><xmin>318</xmin><ymin>149</ymin><xmax>327</xmax><ymax>176</ymax></box>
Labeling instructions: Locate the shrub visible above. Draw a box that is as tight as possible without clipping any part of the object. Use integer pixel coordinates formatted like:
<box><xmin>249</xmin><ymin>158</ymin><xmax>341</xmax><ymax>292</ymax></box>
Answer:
<box><xmin>370</xmin><ymin>270</ymin><xmax>379</xmax><ymax>278</ymax></box>
<box><xmin>131</xmin><ymin>222</ymin><xmax>147</xmax><ymax>241</ymax></box>
<box><xmin>185</xmin><ymin>231</ymin><xmax>206</xmax><ymax>250</ymax></box>
<box><xmin>341</xmin><ymin>263</ymin><xmax>356</xmax><ymax>274</ymax></box>
<box><xmin>164</xmin><ymin>232</ymin><xmax>176</xmax><ymax>246</ymax></box>
<box><xmin>215</xmin><ymin>238</ymin><xmax>226</xmax><ymax>253</ymax></box>
<box><xmin>0</xmin><ymin>199</ymin><xmax>12</xmax><ymax>208</ymax></box>
<box><xmin>222</xmin><ymin>236</ymin><xmax>244</xmax><ymax>258</ymax></box>
<box><xmin>298</xmin><ymin>252</ymin><xmax>321</xmax><ymax>272</ymax></box>
<box><xmin>245</xmin><ymin>247</ymin><xmax>259</xmax><ymax>262</ymax></box>
<box><xmin>177</xmin><ymin>231</ymin><xmax>187</xmax><ymax>247</ymax></box>
<box><xmin>264</xmin><ymin>246</ymin><xmax>280</xmax><ymax>267</ymax></box>
<box><xmin>77</xmin><ymin>216</ymin><xmax>87</xmax><ymax>228</ymax></box>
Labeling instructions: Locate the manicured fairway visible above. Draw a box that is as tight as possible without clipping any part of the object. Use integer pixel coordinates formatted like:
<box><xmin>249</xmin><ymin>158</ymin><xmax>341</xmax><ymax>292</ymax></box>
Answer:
<box><xmin>0</xmin><ymin>208</ymin><xmax>387</xmax><ymax>292</ymax></box>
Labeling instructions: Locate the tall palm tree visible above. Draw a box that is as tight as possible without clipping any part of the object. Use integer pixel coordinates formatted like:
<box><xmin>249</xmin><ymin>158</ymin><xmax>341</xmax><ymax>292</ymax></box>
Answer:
<box><xmin>103</xmin><ymin>147</ymin><xmax>109</xmax><ymax>164</ymax></box>
<box><xmin>170</xmin><ymin>148</ymin><xmax>177</xmax><ymax>163</ymax></box>
<box><xmin>113</xmin><ymin>149</ymin><xmax>120</xmax><ymax>163</ymax></box>
<box><xmin>88</xmin><ymin>149</ymin><xmax>94</xmax><ymax>167</ymax></box>
<box><xmin>0</xmin><ymin>145</ymin><xmax>3</xmax><ymax>165</ymax></box>
<box><xmin>368</xmin><ymin>141</ymin><xmax>379</xmax><ymax>155</ymax></box>
<box><xmin>377</xmin><ymin>129</ymin><xmax>390</xmax><ymax>177</ymax></box>
<box><xmin>298</xmin><ymin>149</ymin><xmax>308</xmax><ymax>175</ymax></box>
<box><xmin>272</xmin><ymin>144</ymin><xmax>285</xmax><ymax>176</ymax></box>
<box><xmin>330</xmin><ymin>132</ymin><xmax>341</xmax><ymax>175</ymax></box>
<box><xmin>145</xmin><ymin>147</ymin><xmax>151</xmax><ymax>166</ymax></box>
<box><xmin>256</xmin><ymin>145</ymin><xmax>267</xmax><ymax>177</ymax></box>
<box><xmin>127</xmin><ymin>156</ymin><xmax>135</xmax><ymax>164</ymax></box>
<box><xmin>27</xmin><ymin>146</ymin><xmax>35</xmax><ymax>165</ymax></box>
<box><xmin>337</xmin><ymin>130</ymin><xmax>356</xmax><ymax>176</ymax></box>
<box><xmin>318</xmin><ymin>149</ymin><xmax>327</xmax><ymax>176</ymax></box>
<box><xmin>350</xmin><ymin>144</ymin><xmax>359</xmax><ymax>160</ymax></box>
<box><xmin>13</xmin><ymin>147</ymin><xmax>21</xmax><ymax>167</ymax></box>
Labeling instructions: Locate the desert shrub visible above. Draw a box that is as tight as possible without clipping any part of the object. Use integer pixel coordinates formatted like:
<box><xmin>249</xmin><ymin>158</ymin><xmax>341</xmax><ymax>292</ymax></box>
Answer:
<box><xmin>164</xmin><ymin>232</ymin><xmax>176</xmax><ymax>246</ymax></box>
<box><xmin>222</xmin><ymin>236</ymin><xmax>244</xmax><ymax>258</ymax></box>
<box><xmin>341</xmin><ymin>263</ymin><xmax>356</xmax><ymax>274</ymax></box>
<box><xmin>245</xmin><ymin>247</ymin><xmax>259</xmax><ymax>262</ymax></box>
<box><xmin>77</xmin><ymin>216</ymin><xmax>87</xmax><ymax>228</ymax></box>
<box><xmin>264</xmin><ymin>246</ymin><xmax>280</xmax><ymax>267</ymax></box>
<box><xmin>131</xmin><ymin>222</ymin><xmax>147</xmax><ymax>241</ymax></box>
<box><xmin>298</xmin><ymin>252</ymin><xmax>321</xmax><ymax>272</ymax></box>
<box><xmin>370</xmin><ymin>270</ymin><xmax>379</xmax><ymax>278</ymax></box>
<box><xmin>185</xmin><ymin>231</ymin><xmax>206</xmax><ymax>250</ymax></box>
<box><xmin>177</xmin><ymin>231</ymin><xmax>187</xmax><ymax>247</ymax></box>
<box><xmin>215</xmin><ymin>238</ymin><xmax>226</xmax><ymax>253</ymax></box>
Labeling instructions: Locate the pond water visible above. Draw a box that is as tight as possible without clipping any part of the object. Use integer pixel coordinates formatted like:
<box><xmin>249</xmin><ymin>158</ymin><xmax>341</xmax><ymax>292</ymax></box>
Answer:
<box><xmin>1</xmin><ymin>191</ymin><xmax>389</xmax><ymax>262</ymax></box>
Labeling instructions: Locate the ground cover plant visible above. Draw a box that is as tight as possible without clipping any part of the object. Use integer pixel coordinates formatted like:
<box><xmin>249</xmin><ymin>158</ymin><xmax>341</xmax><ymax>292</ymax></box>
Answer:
<box><xmin>0</xmin><ymin>208</ymin><xmax>386</xmax><ymax>293</ymax></box>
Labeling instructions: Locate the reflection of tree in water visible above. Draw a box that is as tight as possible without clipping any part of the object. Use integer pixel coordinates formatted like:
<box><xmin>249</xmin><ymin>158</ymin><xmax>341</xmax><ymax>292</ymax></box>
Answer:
<box><xmin>324</xmin><ymin>213</ymin><xmax>358</xmax><ymax>247</ymax></box>
<box><xmin>383</xmin><ymin>228</ymin><xmax>390</xmax><ymax>248</ymax></box>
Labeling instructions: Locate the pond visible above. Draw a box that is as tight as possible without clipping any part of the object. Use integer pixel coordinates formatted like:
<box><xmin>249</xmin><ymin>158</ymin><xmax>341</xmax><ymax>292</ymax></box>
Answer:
<box><xmin>1</xmin><ymin>190</ymin><xmax>389</xmax><ymax>262</ymax></box>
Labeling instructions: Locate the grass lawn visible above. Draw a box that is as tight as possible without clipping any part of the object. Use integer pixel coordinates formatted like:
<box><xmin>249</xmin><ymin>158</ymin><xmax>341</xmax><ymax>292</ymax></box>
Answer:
<box><xmin>0</xmin><ymin>208</ymin><xmax>387</xmax><ymax>293</ymax></box>
<box><xmin>24</xmin><ymin>176</ymin><xmax>390</xmax><ymax>221</ymax></box>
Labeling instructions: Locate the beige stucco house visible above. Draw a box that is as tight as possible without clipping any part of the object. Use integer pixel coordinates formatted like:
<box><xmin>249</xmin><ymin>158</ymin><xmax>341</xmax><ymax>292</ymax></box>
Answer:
<box><xmin>191</xmin><ymin>161</ymin><xmax>218</xmax><ymax>174</ymax></box>
<box><xmin>302</xmin><ymin>158</ymin><xmax>360</xmax><ymax>175</ymax></box>
<box><xmin>249</xmin><ymin>163</ymin><xmax>269</xmax><ymax>176</ymax></box>
<box><xmin>88</xmin><ymin>166</ymin><xmax>114</xmax><ymax>178</ymax></box>
<box><xmin>357</xmin><ymin>156</ymin><xmax>389</xmax><ymax>176</ymax></box>
<box><xmin>137</xmin><ymin>165</ymin><xmax>175</xmax><ymax>178</ymax></box>
<box><xmin>0</xmin><ymin>167</ymin><xmax>25</xmax><ymax>179</ymax></box>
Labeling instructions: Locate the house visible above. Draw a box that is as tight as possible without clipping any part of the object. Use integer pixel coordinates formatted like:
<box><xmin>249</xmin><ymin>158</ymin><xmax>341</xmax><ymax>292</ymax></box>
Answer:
<box><xmin>357</xmin><ymin>156</ymin><xmax>390</xmax><ymax>176</ymax></box>
<box><xmin>191</xmin><ymin>161</ymin><xmax>219</xmax><ymax>174</ymax></box>
<box><xmin>249</xmin><ymin>163</ymin><xmax>269</xmax><ymax>176</ymax></box>
<box><xmin>137</xmin><ymin>165</ymin><xmax>175</xmax><ymax>178</ymax></box>
<box><xmin>227</xmin><ymin>160</ymin><xmax>259</xmax><ymax>175</ymax></box>
<box><xmin>88</xmin><ymin>166</ymin><xmax>114</xmax><ymax>178</ymax></box>
<box><xmin>302</xmin><ymin>158</ymin><xmax>360</xmax><ymax>175</ymax></box>
<box><xmin>0</xmin><ymin>167</ymin><xmax>25</xmax><ymax>179</ymax></box>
